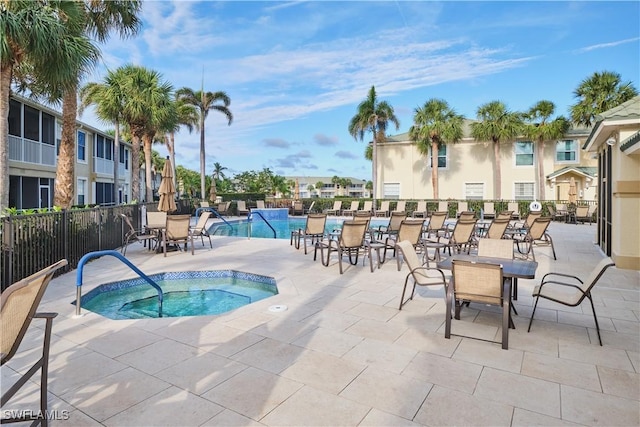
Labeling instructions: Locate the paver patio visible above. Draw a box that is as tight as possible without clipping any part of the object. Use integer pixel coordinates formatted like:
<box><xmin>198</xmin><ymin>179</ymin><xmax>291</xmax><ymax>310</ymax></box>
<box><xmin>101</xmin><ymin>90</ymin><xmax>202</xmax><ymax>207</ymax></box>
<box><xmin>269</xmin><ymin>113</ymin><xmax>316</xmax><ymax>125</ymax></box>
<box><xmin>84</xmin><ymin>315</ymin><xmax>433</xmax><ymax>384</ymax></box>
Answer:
<box><xmin>2</xmin><ymin>220</ymin><xmax>639</xmax><ymax>426</ymax></box>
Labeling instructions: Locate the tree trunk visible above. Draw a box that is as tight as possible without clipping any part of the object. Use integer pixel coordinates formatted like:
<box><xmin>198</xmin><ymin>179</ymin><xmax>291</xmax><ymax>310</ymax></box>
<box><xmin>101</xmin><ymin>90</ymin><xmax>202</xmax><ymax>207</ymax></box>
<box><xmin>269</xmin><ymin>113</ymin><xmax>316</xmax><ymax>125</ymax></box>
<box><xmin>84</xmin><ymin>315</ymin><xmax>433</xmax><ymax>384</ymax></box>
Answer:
<box><xmin>493</xmin><ymin>138</ymin><xmax>501</xmax><ymax>200</ymax></box>
<box><xmin>143</xmin><ymin>133</ymin><xmax>153</xmax><ymax>202</ymax></box>
<box><xmin>431</xmin><ymin>140</ymin><xmax>439</xmax><ymax>199</ymax></box>
<box><xmin>0</xmin><ymin>65</ymin><xmax>12</xmax><ymax>211</ymax></box>
<box><xmin>209</xmin><ymin>178</ymin><xmax>216</xmax><ymax>202</ymax></box>
<box><xmin>113</xmin><ymin>119</ymin><xmax>120</xmax><ymax>204</ymax></box>
<box><xmin>167</xmin><ymin>132</ymin><xmax>177</xmax><ymax>194</ymax></box>
<box><xmin>54</xmin><ymin>88</ymin><xmax>78</xmax><ymax>209</ymax></box>
<box><xmin>129</xmin><ymin>125</ymin><xmax>143</xmax><ymax>202</ymax></box>
<box><xmin>199</xmin><ymin>115</ymin><xmax>206</xmax><ymax>199</ymax></box>
<box><xmin>372</xmin><ymin>130</ymin><xmax>378</xmax><ymax>208</ymax></box>
<box><xmin>537</xmin><ymin>139</ymin><xmax>546</xmax><ymax>200</ymax></box>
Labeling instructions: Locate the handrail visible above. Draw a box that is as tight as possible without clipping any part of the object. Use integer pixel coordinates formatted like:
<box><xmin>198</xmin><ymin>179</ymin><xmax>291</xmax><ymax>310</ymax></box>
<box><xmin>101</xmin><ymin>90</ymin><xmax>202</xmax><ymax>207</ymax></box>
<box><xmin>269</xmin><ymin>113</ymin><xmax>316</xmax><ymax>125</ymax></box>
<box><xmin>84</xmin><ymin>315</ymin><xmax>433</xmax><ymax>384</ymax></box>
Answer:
<box><xmin>208</xmin><ymin>208</ymin><xmax>234</xmax><ymax>229</ymax></box>
<box><xmin>248</xmin><ymin>211</ymin><xmax>277</xmax><ymax>239</ymax></box>
<box><xmin>75</xmin><ymin>250</ymin><xmax>163</xmax><ymax>317</ymax></box>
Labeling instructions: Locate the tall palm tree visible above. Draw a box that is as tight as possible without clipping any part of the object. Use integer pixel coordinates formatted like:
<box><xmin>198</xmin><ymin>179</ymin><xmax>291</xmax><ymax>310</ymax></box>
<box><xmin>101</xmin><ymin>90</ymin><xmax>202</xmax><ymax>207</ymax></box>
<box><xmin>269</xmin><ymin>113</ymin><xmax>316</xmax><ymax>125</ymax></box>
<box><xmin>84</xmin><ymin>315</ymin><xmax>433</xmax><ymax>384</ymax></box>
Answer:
<box><xmin>570</xmin><ymin>71</ymin><xmax>638</xmax><ymax>127</ymax></box>
<box><xmin>409</xmin><ymin>99</ymin><xmax>463</xmax><ymax>199</ymax></box>
<box><xmin>470</xmin><ymin>101</ymin><xmax>523</xmax><ymax>200</ymax></box>
<box><xmin>56</xmin><ymin>0</ymin><xmax>141</xmax><ymax>208</ymax></box>
<box><xmin>0</xmin><ymin>0</ymin><xmax>97</xmax><ymax>211</ymax></box>
<box><xmin>209</xmin><ymin>161</ymin><xmax>228</xmax><ymax>201</ymax></box>
<box><xmin>176</xmin><ymin>88</ymin><xmax>233</xmax><ymax>199</ymax></box>
<box><xmin>523</xmin><ymin>100</ymin><xmax>570</xmax><ymax>200</ymax></box>
<box><xmin>164</xmin><ymin>96</ymin><xmax>198</xmax><ymax>192</ymax></box>
<box><xmin>348</xmin><ymin>86</ymin><xmax>399</xmax><ymax>209</ymax></box>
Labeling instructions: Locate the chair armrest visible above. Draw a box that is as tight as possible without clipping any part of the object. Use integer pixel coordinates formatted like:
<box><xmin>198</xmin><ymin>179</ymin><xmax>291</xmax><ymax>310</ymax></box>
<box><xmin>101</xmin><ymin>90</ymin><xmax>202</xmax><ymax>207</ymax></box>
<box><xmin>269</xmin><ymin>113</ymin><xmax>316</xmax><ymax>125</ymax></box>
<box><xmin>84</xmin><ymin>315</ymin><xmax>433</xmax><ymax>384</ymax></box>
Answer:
<box><xmin>541</xmin><ymin>272</ymin><xmax>582</xmax><ymax>283</ymax></box>
<box><xmin>410</xmin><ymin>266</ymin><xmax>447</xmax><ymax>282</ymax></box>
<box><xmin>34</xmin><ymin>312</ymin><xmax>58</xmax><ymax>319</ymax></box>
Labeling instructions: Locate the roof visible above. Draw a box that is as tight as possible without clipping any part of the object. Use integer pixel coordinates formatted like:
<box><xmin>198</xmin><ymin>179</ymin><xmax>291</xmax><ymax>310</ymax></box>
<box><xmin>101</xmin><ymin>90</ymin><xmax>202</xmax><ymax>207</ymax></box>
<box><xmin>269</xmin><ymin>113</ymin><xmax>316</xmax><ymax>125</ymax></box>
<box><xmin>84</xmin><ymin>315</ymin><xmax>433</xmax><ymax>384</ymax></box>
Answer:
<box><xmin>620</xmin><ymin>130</ymin><xmax>640</xmax><ymax>154</ymax></box>
<box><xmin>285</xmin><ymin>176</ymin><xmax>367</xmax><ymax>185</ymax></box>
<box><xmin>583</xmin><ymin>96</ymin><xmax>640</xmax><ymax>151</ymax></box>
<box><xmin>546</xmin><ymin>166</ymin><xmax>597</xmax><ymax>180</ymax></box>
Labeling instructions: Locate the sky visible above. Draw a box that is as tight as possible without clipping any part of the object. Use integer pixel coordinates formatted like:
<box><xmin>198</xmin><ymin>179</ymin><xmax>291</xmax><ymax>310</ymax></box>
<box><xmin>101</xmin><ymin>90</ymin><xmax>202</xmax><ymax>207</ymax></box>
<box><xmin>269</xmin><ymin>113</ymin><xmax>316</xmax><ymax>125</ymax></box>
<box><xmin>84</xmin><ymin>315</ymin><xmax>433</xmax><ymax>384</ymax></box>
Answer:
<box><xmin>80</xmin><ymin>0</ymin><xmax>640</xmax><ymax>181</ymax></box>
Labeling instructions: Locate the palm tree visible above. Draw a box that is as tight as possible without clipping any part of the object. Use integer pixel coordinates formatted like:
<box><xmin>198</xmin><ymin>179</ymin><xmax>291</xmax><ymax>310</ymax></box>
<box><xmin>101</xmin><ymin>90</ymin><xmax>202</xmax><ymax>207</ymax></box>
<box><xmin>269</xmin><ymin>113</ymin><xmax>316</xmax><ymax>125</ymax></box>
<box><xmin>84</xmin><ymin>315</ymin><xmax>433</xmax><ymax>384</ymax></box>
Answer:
<box><xmin>0</xmin><ymin>0</ymin><xmax>98</xmax><ymax>211</ymax></box>
<box><xmin>176</xmin><ymin>88</ymin><xmax>233</xmax><ymax>199</ymax></box>
<box><xmin>164</xmin><ymin>95</ymin><xmax>198</xmax><ymax>193</ymax></box>
<box><xmin>331</xmin><ymin>175</ymin><xmax>340</xmax><ymax>196</ymax></box>
<box><xmin>470</xmin><ymin>101</ymin><xmax>523</xmax><ymax>200</ymax></box>
<box><xmin>315</xmin><ymin>181</ymin><xmax>324</xmax><ymax>197</ymax></box>
<box><xmin>56</xmin><ymin>0</ymin><xmax>141</xmax><ymax>208</ymax></box>
<box><xmin>570</xmin><ymin>71</ymin><xmax>638</xmax><ymax>127</ymax></box>
<box><xmin>348</xmin><ymin>86</ymin><xmax>400</xmax><ymax>209</ymax></box>
<box><xmin>523</xmin><ymin>100</ymin><xmax>570</xmax><ymax>200</ymax></box>
<box><xmin>409</xmin><ymin>99</ymin><xmax>463</xmax><ymax>199</ymax></box>
<box><xmin>209</xmin><ymin>161</ymin><xmax>228</xmax><ymax>201</ymax></box>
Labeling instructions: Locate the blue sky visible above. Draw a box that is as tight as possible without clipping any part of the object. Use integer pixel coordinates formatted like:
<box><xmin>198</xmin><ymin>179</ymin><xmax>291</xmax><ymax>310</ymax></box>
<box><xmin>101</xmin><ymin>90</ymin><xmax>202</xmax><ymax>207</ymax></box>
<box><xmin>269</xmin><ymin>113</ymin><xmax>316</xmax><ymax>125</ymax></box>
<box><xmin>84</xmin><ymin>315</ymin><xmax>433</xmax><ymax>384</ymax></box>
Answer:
<box><xmin>81</xmin><ymin>0</ymin><xmax>640</xmax><ymax>181</ymax></box>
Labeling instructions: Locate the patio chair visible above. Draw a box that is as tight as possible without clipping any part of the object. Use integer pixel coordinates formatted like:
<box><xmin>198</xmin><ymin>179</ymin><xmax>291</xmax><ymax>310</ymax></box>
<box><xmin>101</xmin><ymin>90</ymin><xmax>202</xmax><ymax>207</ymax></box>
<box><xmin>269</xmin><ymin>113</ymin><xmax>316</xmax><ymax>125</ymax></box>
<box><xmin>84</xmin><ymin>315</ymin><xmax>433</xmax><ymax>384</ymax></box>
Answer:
<box><xmin>314</xmin><ymin>220</ymin><xmax>370</xmax><ymax>274</ymax></box>
<box><xmin>556</xmin><ymin>203</ymin><xmax>568</xmax><ymax>217</ymax></box>
<box><xmin>412</xmin><ymin>201</ymin><xmax>428</xmax><ymax>218</ymax></box>
<box><xmin>383</xmin><ymin>220</ymin><xmax>425</xmax><ymax>269</ymax></box>
<box><xmin>215</xmin><ymin>201</ymin><xmax>231</xmax><ymax>216</ymax></box>
<box><xmin>438</xmin><ymin>201</ymin><xmax>449</xmax><ymax>214</ymax></box>
<box><xmin>236</xmin><ymin>200</ymin><xmax>249</xmax><ymax>216</ymax></box>
<box><xmin>292</xmin><ymin>201</ymin><xmax>304</xmax><ymax>215</ymax></box>
<box><xmin>342</xmin><ymin>201</ymin><xmax>360</xmax><ymax>217</ymax></box>
<box><xmin>445</xmin><ymin>259</ymin><xmax>511</xmax><ymax>349</ymax></box>
<box><xmin>146</xmin><ymin>211</ymin><xmax>167</xmax><ymax>230</ymax></box>
<box><xmin>575</xmin><ymin>205</ymin><xmax>592</xmax><ymax>224</ymax></box>
<box><xmin>511</xmin><ymin>210</ymin><xmax>542</xmax><ymax>231</ymax></box>
<box><xmin>469</xmin><ymin>218</ymin><xmax>511</xmax><ymax>252</ymax></box>
<box><xmin>163</xmin><ymin>214</ymin><xmax>194</xmax><ymax>257</ymax></box>
<box><xmin>458</xmin><ymin>211</ymin><xmax>476</xmax><ymax>221</ymax></box>
<box><xmin>190</xmin><ymin>211</ymin><xmax>213</xmax><ymax>248</ymax></box>
<box><xmin>324</xmin><ymin>200</ymin><xmax>343</xmax><ymax>216</ymax></box>
<box><xmin>200</xmin><ymin>200</ymin><xmax>210</xmax><ymax>208</ymax></box>
<box><xmin>507</xmin><ymin>202</ymin><xmax>521</xmax><ymax>220</ymax></box>
<box><xmin>483</xmin><ymin>202</ymin><xmax>496</xmax><ymax>219</ymax></box>
<box><xmin>513</xmin><ymin>217</ymin><xmax>556</xmax><ymax>261</ymax></box>
<box><xmin>393</xmin><ymin>200</ymin><xmax>406</xmax><ymax>213</ymax></box>
<box><xmin>497</xmin><ymin>211</ymin><xmax>513</xmax><ymax>220</ymax></box>
<box><xmin>424</xmin><ymin>211</ymin><xmax>448</xmax><ymax>240</ymax></box>
<box><xmin>256</xmin><ymin>200</ymin><xmax>266</xmax><ymax>209</ymax></box>
<box><xmin>375</xmin><ymin>201</ymin><xmax>390</xmax><ymax>217</ymax></box>
<box><xmin>547</xmin><ymin>205</ymin><xmax>566</xmax><ymax>222</ymax></box>
<box><xmin>456</xmin><ymin>201</ymin><xmax>469</xmax><ymax>217</ymax></box>
<box><xmin>439</xmin><ymin>218</ymin><xmax>477</xmax><ymax>255</ymax></box>
<box><xmin>528</xmin><ymin>257</ymin><xmax>615</xmax><ymax>346</ymax></box>
<box><xmin>374</xmin><ymin>210</ymin><xmax>406</xmax><ymax>240</ymax></box>
<box><xmin>396</xmin><ymin>240</ymin><xmax>447</xmax><ymax>310</ymax></box>
<box><xmin>477</xmin><ymin>238</ymin><xmax>514</xmax><ymax>259</ymax></box>
<box><xmin>1</xmin><ymin>259</ymin><xmax>68</xmax><ymax>425</ymax></box>
<box><xmin>304</xmin><ymin>201</ymin><xmax>316</xmax><ymax>214</ymax></box>
<box><xmin>120</xmin><ymin>213</ymin><xmax>158</xmax><ymax>255</ymax></box>
<box><xmin>291</xmin><ymin>213</ymin><xmax>327</xmax><ymax>254</ymax></box>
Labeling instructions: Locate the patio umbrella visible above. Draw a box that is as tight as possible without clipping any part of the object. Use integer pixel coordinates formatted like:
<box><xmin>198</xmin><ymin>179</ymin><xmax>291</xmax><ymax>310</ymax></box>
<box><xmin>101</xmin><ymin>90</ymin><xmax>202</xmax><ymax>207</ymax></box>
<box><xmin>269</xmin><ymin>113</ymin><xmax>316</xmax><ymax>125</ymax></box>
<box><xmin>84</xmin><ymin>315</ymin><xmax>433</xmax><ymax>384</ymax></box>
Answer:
<box><xmin>158</xmin><ymin>157</ymin><xmax>177</xmax><ymax>213</ymax></box>
<box><xmin>294</xmin><ymin>178</ymin><xmax>300</xmax><ymax>200</ymax></box>
<box><xmin>568</xmin><ymin>177</ymin><xmax>577</xmax><ymax>205</ymax></box>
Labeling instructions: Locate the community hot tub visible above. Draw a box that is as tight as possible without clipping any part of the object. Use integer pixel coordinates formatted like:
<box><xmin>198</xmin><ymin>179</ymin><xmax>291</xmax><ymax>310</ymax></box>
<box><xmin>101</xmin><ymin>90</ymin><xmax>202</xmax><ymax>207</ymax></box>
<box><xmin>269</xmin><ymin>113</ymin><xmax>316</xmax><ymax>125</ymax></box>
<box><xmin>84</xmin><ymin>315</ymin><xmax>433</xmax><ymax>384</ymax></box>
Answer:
<box><xmin>79</xmin><ymin>270</ymin><xmax>278</xmax><ymax>320</ymax></box>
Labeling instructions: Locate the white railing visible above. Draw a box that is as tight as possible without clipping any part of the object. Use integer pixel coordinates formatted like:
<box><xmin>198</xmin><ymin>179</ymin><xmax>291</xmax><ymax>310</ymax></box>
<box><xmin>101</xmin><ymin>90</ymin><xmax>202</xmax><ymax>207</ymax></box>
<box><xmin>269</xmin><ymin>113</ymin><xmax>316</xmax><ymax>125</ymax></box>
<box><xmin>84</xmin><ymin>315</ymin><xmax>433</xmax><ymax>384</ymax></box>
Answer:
<box><xmin>94</xmin><ymin>157</ymin><xmax>114</xmax><ymax>175</ymax></box>
<box><xmin>8</xmin><ymin>135</ymin><xmax>56</xmax><ymax>166</ymax></box>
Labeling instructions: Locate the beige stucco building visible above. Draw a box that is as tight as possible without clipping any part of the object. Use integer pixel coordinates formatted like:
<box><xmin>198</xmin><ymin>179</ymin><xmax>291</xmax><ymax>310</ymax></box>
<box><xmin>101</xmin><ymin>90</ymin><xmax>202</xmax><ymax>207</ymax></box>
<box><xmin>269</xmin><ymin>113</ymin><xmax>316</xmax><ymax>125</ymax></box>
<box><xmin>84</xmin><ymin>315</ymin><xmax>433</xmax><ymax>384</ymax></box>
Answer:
<box><xmin>376</xmin><ymin>121</ymin><xmax>596</xmax><ymax>203</ymax></box>
<box><xmin>583</xmin><ymin>96</ymin><xmax>640</xmax><ymax>270</ymax></box>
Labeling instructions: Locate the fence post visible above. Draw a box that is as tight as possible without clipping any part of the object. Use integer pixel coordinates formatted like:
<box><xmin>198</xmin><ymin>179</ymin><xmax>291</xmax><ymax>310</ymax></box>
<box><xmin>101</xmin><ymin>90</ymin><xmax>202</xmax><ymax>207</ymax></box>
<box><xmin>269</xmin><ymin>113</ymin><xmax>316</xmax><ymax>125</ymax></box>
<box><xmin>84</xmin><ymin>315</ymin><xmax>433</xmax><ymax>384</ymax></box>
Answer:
<box><xmin>1</xmin><ymin>216</ymin><xmax>14</xmax><ymax>289</ymax></box>
<box><xmin>63</xmin><ymin>209</ymin><xmax>69</xmax><ymax>263</ymax></box>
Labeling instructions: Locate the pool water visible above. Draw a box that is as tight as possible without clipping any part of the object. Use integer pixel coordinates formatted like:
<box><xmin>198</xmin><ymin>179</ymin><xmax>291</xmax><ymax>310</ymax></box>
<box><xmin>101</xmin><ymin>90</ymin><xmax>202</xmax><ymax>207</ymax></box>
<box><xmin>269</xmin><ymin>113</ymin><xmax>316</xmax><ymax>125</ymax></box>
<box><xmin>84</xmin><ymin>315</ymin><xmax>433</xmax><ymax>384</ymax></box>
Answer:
<box><xmin>210</xmin><ymin>217</ymin><xmax>389</xmax><ymax>239</ymax></box>
<box><xmin>80</xmin><ymin>271</ymin><xmax>278</xmax><ymax>319</ymax></box>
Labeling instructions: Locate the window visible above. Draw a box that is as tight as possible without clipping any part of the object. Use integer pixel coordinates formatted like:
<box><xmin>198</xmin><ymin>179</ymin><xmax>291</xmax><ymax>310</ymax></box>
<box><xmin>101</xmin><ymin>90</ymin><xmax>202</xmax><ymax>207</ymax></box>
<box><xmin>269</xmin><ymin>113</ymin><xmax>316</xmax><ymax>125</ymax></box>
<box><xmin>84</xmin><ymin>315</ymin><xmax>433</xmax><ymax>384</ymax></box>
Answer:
<box><xmin>77</xmin><ymin>131</ymin><xmax>86</xmax><ymax>161</ymax></box>
<box><xmin>77</xmin><ymin>178</ymin><xmax>87</xmax><ymax>205</ymax></box>
<box><xmin>556</xmin><ymin>140</ymin><xmax>577</xmax><ymax>162</ymax></box>
<box><xmin>95</xmin><ymin>182</ymin><xmax>114</xmax><ymax>205</ymax></box>
<box><xmin>24</xmin><ymin>105</ymin><xmax>39</xmax><ymax>141</ymax></box>
<box><xmin>41</xmin><ymin>112</ymin><xmax>55</xmax><ymax>145</ymax></box>
<box><xmin>429</xmin><ymin>144</ymin><xmax>447</xmax><ymax>168</ymax></box>
<box><xmin>8</xmin><ymin>99</ymin><xmax>22</xmax><ymax>137</ymax></box>
<box><xmin>465</xmin><ymin>183</ymin><xmax>484</xmax><ymax>200</ymax></box>
<box><xmin>104</xmin><ymin>137</ymin><xmax>113</xmax><ymax>160</ymax></box>
<box><xmin>383</xmin><ymin>183</ymin><xmax>400</xmax><ymax>199</ymax></box>
<box><xmin>56</xmin><ymin>121</ymin><xmax>62</xmax><ymax>156</ymax></box>
<box><xmin>95</xmin><ymin>134</ymin><xmax>105</xmax><ymax>158</ymax></box>
<box><xmin>514</xmin><ymin>182</ymin><xmax>534</xmax><ymax>200</ymax></box>
<box><xmin>515</xmin><ymin>141</ymin><xmax>534</xmax><ymax>166</ymax></box>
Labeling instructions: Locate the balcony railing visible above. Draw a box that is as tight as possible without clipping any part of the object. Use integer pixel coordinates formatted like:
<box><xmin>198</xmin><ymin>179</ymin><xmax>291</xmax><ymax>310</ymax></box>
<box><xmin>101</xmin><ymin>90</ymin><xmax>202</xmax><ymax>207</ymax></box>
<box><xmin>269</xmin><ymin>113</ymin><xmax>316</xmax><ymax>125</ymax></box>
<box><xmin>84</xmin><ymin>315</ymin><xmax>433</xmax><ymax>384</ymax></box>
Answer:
<box><xmin>8</xmin><ymin>135</ymin><xmax>56</xmax><ymax>166</ymax></box>
<box><xmin>94</xmin><ymin>156</ymin><xmax>114</xmax><ymax>175</ymax></box>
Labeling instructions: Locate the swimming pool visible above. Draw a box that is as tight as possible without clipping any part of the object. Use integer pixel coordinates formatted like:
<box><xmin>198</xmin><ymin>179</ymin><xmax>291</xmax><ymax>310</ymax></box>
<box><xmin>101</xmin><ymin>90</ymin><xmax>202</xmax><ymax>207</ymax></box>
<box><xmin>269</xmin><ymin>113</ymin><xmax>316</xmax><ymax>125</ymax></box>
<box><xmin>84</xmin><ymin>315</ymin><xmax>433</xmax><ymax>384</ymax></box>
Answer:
<box><xmin>80</xmin><ymin>270</ymin><xmax>278</xmax><ymax>319</ymax></box>
<box><xmin>209</xmin><ymin>217</ymin><xmax>390</xmax><ymax>239</ymax></box>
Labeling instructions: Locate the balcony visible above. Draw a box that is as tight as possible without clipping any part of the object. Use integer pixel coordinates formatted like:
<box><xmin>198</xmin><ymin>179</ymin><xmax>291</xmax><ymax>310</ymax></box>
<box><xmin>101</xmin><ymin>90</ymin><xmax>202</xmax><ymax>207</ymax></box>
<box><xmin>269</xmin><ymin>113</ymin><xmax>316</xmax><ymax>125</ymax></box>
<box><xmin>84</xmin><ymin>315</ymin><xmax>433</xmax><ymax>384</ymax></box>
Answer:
<box><xmin>94</xmin><ymin>157</ymin><xmax>114</xmax><ymax>175</ymax></box>
<box><xmin>8</xmin><ymin>135</ymin><xmax>56</xmax><ymax>166</ymax></box>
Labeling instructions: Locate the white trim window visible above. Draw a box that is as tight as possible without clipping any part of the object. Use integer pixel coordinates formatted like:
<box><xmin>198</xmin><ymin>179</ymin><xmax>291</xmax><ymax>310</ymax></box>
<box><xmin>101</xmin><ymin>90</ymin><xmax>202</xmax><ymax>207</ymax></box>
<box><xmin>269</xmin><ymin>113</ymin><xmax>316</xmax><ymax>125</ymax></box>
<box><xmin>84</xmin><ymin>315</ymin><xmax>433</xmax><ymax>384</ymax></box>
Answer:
<box><xmin>77</xmin><ymin>178</ymin><xmax>87</xmax><ymax>206</ymax></box>
<box><xmin>514</xmin><ymin>182</ymin><xmax>534</xmax><ymax>200</ymax></box>
<box><xmin>515</xmin><ymin>141</ymin><xmax>534</xmax><ymax>166</ymax></box>
<box><xmin>429</xmin><ymin>144</ymin><xmax>448</xmax><ymax>168</ymax></box>
<box><xmin>77</xmin><ymin>130</ymin><xmax>86</xmax><ymax>163</ymax></box>
<box><xmin>556</xmin><ymin>139</ymin><xmax>578</xmax><ymax>163</ymax></box>
<box><xmin>383</xmin><ymin>183</ymin><xmax>400</xmax><ymax>199</ymax></box>
<box><xmin>464</xmin><ymin>183</ymin><xmax>484</xmax><ymax>200</ymax></box>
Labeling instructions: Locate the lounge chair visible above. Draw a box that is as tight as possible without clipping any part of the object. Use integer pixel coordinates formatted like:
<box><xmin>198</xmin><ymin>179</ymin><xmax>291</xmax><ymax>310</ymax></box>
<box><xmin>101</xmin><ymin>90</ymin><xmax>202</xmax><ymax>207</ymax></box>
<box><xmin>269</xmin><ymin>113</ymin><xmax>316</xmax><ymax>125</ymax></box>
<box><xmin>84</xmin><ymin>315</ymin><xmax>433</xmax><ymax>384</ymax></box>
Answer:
<box><xmin>424</xmin><ymin>211</ymin><xmax>448</xmax><ymax>240</ymax></box>
<box><xmin>513</xmin><ymin>217</ymin><xmax>556</xmax><ymax>261</ymax></box>
<box><xmin>375</xmin><ymin>201</ymin><xmax>390</xmax><ymax>217</ymax></box>
<box><xmin>393</xmin><ymin>200</ymin><xmax>406</xmax><ymax>213</ymax></box>
<box><xmin>439</xmin><ymin>218</ymin><xmax>477</xmax><ymax>256</ymax></box>
<box><xmin>314</xmin><ymin>220</ymin><xmax>370</xmax><ymax>274</ymax></box>
<box><xmin>190</xmin><ymin>211</ymin><xmax>213</xmax><ymax>248</ymax></box>
<box><xmin>304</xmin><ymin>201</ymin><xmax>316</xmax><ymax>214</ymax></box>
<box><xmin>497</xmin><ymin>211</ymin><xmax>513</xmax><ymax>220</ymax></box>
<box><xmin>163</xmin><ymin>214</ymin><xmax>194</xmax><ymax>257</ymax></box>
<box><xmin>507</xmin><ymin>202</ymin><xmax>520</xmax><ymax>220</ymax></box>
<box><xmin>396</xmin><ymin>240</ymin><xmax>447</xmax><ymax>310</ymax></box>
<box><xmin>236</xmin><ymin>200</ymin><xmax>249</xmax><ymax>216</ymax></box>
<box><xmin>342</xmin><ymin>201</ymin><xmax>360</xmax><ymax>217</ymax></box>
<box><xmin>547</xmin><ymin>205</ymin><xmax>566</xmax><ymax>221</ymax></box>
<box><xmin>1</xmin><ymin>259</ymin><xmax>68</xmax><ymax>425</ymax></box>
<box><xmin>382</xmin><ymin>219</ymin><xmax>425</xmax><ymax>269</ymax></box>
<box><xmin>412</xmin><ymin>201</ymin><xmax>428</xmax><ymax>218</ymax></box>
<box><xmin>291</xmin><ymin>213</ymin><xmax>327</xmax><ymax>254</ymax></box>
<box><xmin>215</xmin><ymin>201</ymin><xmax>230</xmax><ymax>216</ymax></box>
<box><xmin>445</xmin><ymin>259</ymin><xmax>511</xmax><ymax>349</ymax></box>
<box><xmin>575</xmin><ymin>205</ymin><xmax>592</xmax><ymax>224</ymax></box>
<box><xmin>120</xmin><ymin>213</ymin><xmax>158</xmax><ymax>255</ymax></box>
<box><xmin>438</xmin><ymin>201</ymin><xmax>449</xmax><ymax>214</ymax></box>
<box><xmin>324</xmin><ymin>200</ymin><xmax>343</xmax><ymax>216</ymax></box>
<box><xmin>456</xmin><ymin>201</ymin><xmax>469</xmax><ymax>217</ymax></box>
<box><xmin>359</xmin><ymin>200</ymin><xmax>373</xmax><ymax>214</ymax></box>
<box><xmin>458</xmin><ymin>211</ymin><xmax>476</xmax><ymax>221</ymax></box>
<box><xmin>528</xmin><ymin>257</ymin><xmax>615</xmax><ymax>345</ymax></box>
<box><xmin>375</xmin><ymin>210</ymin><xmax>406</xmax><ymax>240</ymax></box>
<box><xmin>469</xmin><ymin>218</ymin><xmax>511</xmax><ymax>252</ymax></box>
<box><xmin>292</xmin><ymin>201</ymin><xmax>304</xmax><ymax>216</ymax></box>
<box><xmin>256</xmin><ymin>200</ymin><xmax>266</xmax><ymax>209</ymax></box>
<box><xmin>483</xmin><ymin>202</ymin><xmax>496</xmax><ymax>219</ymax></box>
